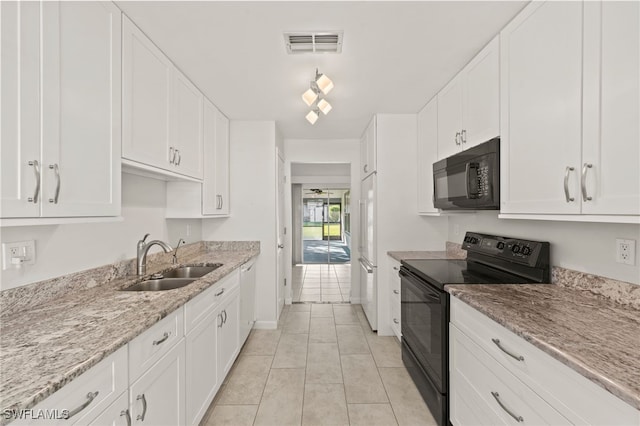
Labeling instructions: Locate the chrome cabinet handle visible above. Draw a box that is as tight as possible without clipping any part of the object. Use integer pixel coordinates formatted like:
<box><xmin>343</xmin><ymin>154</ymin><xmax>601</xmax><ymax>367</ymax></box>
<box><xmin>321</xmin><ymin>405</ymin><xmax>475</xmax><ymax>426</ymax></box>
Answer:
<box><xmin>491</xmin><ymin>392</ymin><xmax>524</xmax><ymax>422</ymax></box>
<box><xmin>120</xmin><ymin>409</ymin><xmax>132</xmax><ymax>426</ymax></box>
<box><xmin>136</xmin><ymin>394</ymin><xmax>147</xmax><ymax>421</ymax></box>
<box><xmin>216</xmin><ymin>194</ymin><xmax>222</xmax><ymax>209</ymax></box>
<box><xmin>461</xmin><ymin>129</ymin><xmax>467</xmax><ymax>144</ymax></box>
<box><xmin>27</xmin><ymin>160</ymin><xmax>40</xmax><ymax>203</ymax></box>
<box><xmin>215</xmin><ymin>288</ymin><xmax>225</xmax><ymax>297</ymax></box>
<box><xmin>581</xmin><ymin>163</ymin><xmax>593</xmax><ymax>201</ymax></box>
<box><xmin>169</xmin><ymin>147</ymin><xmax>175</xmax><ymax>164</ymax></box>
<box><xmin>67</xmin><ymin>391</ymin><xmax>99</xmax><ymax>419</ymax></box>
<box><xmin>393</xmin><ymin>290</ymin><xmax>399</xmax><ymax>294</ymax></box>
<box><xmin>455</xmin><ymin>131</ymin><xmax>461</xmax><ymax>146</ymax></box>
<box><xmin>222</xmin><ymin>309</ymin><xmax>227</xmax><ymax>324</ymax></box>
<box><xmin>48</xmin><ymin>164</ymin><xmax>60</xmax><ymax>203</ymax></box>
<box><xmin>393</xmin><ymin>318</ymin><xmax>399</xmax><ymax>324</ymax></box>
<box><xmin>492</xmin><ymin>338</ymin><xmax>524</xmax><ymax>361</ymax></box>
<box><xmin>218</xmin><ymin>313</ymin><xmax>223</xmax><ymax>328</ymax></box>
<box><xmin>175</xmin><ymin>150</ymin><xmax>181</xmax><ymax>166</ymax></box>
<box><xmin>152</xmin><ymin>331</ymin><xmax>170</xmax><ymax>346</ymax></box>
<box><xmin>564</xmin><ymin>166</ymin><xmax>575</xmax><ymax>202</ymax></box>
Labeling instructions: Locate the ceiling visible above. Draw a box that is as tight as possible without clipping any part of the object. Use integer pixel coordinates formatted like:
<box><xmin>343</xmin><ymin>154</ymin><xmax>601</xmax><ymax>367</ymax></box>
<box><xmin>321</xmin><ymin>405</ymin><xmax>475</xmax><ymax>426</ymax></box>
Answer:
<box><xmin>117</xmin><ymin>1</ymin><xmax>527</xmax><ymax>140</ymax></box>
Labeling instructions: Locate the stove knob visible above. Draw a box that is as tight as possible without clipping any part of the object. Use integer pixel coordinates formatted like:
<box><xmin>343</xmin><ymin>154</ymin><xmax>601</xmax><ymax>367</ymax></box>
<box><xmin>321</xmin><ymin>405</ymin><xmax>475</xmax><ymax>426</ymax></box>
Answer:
<box><xmin>464</xmin><ymin>236</ymin><xmax>470</xmax><ymax>243</ymax></box>
<box><xmin>522</xmin><ymin>246</ymin><xmax>531</xmax><ymax>256</ymax></box>
<box><xmin>512</xmin><ymin>244</ymin><xmax>521</xmax><ymax>254</ymax></box>
<box><xmin>470</xmin><ymin>237</ymin><xmax>478</xmax><ymax>244</ymax></box>
<box><xmin>496</xmin><ymin>242</ymin><xmax>505</xmax><ymax>250</ymax></box>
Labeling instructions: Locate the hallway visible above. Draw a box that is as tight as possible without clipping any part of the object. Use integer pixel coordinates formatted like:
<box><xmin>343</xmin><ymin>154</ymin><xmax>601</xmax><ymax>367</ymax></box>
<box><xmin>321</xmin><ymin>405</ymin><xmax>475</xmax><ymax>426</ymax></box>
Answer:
<box><xmin>202</xmin><ymin>303</ymin><xmax>436</xmax><ymax>426</ymax></box>
<box><xmin>292</xmin><ymin>264</ymin><xmax>351</xmax><ymax>303</ymax></box>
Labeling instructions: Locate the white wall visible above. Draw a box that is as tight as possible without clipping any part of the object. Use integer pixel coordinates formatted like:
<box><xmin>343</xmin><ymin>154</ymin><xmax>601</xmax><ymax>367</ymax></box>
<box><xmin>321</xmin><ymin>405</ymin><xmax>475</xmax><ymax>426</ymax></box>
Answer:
<box><xmin>202</xmin><ymin>121</ymin><xmax>278</xmax><ymax>327</ymax></box>
<box><xmin>284</xmin><ymin>138</ymin><xmax>361</xmax><ymax>301</ymax></box>
<box><xmin>376</xmin><ymin>114</ymin><xmax>449</xmax><ymax>335</ymax></box>
<box><xmin>0</xmin><ymin>173</ymin><xmax>201</xmax><ymax>291</ymax></box>
<box><xmin>448</xmin><ymin>212</ymin><xmax>640</xmax><ymax>285</ymax></box>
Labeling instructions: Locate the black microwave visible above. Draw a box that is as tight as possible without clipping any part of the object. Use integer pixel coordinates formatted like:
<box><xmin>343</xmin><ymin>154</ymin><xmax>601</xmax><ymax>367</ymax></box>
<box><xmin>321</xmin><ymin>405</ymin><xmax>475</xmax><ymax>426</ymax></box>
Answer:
<box><xmin>433</xmin><ymin>138</ymin><xmax>500</xmax><ymax>210</ymax></box>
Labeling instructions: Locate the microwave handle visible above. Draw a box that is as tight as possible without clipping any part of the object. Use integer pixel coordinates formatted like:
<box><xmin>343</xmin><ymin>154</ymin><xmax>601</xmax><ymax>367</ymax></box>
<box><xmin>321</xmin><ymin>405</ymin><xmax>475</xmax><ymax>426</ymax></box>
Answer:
<box><xmin>465</xmin><ymin>163</ymin><xmax>471</xmax><ymax>199</ymax></box>
<box><xmin>466</xmin><ymin>163</ymin><xmax>480</xmax><ymax>199</ymax></box>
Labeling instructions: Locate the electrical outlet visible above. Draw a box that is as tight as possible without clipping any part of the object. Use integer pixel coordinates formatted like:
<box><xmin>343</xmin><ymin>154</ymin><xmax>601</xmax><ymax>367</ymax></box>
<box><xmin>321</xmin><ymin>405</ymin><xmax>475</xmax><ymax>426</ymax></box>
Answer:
<box><xmin>2</xmin><ymin>240</ymin><xmax>36</xmax><ymax>270</ymax></box>
<box><xmin>616</xmin><ymin>239</ymin><xmax>636</xmax><ymax>265</ymax></box>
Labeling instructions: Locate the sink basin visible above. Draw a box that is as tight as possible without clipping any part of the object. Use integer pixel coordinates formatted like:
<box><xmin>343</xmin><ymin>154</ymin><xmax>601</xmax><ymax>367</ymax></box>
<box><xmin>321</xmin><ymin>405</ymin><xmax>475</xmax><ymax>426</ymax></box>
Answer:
<box><xmin>162</xmin><ymin>264</ymin><xmax>222</xmax><ymax>279</ymax></box>
<box><xmin>121</xmin><ymin>278</ymin><xmax>196</xmax><ymax>292</ymax></box>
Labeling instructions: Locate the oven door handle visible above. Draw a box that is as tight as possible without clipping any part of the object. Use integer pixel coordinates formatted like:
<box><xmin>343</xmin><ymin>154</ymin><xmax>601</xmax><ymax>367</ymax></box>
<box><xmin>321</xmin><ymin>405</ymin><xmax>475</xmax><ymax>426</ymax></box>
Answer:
<box><xmin>400</xmin><ymin>269</ymin><xmax>442</xmax><ymax>301</ymax></box>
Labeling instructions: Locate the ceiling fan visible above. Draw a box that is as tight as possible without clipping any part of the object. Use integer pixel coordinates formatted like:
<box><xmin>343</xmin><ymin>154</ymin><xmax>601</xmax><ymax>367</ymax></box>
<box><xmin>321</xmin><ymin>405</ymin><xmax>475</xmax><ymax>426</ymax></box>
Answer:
<box><xmin>305</xmin><ymin>188</ymin><xmax>327</xmax><ymax>195</ymax></box>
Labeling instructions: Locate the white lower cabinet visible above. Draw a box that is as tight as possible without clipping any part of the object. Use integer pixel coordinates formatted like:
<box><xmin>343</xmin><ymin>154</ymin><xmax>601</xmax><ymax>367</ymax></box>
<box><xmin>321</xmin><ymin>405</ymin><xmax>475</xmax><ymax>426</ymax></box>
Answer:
<box><xmin>388</xmin><ymin>257</ymin><xmax>401</xmax><ymax>341</ymax></box>
<box><xmin>450</xmin><ymin>296</ymin><xmax>640</xmax><ymax>425</ymax></box>
<box><xmin>217</xmin><ymin>286</ymin><xmax>240</xmax><ymax>381</ymax></box>
<box><xmin>88</xmin><ymin>392</ymin><xmax>130</xmax><ymax>426</ymax></box>
<box><xmin>239</xmin><ymin>259</ymin><xmax>257</xmax><ymax>344</ymax></box>
<box><xmin>129</xmin><ymin>339</ymin><xmax>186</xmax><ymax>426</ymax></box>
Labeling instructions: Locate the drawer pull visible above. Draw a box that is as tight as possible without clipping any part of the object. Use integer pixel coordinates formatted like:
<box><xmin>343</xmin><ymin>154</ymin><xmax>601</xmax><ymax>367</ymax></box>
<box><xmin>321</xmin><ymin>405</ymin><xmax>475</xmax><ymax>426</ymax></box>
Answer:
<box><xmin>393</xmin><ymin>290</ymin><xmax>399</xmax><ymax>294</ymax></box>
<box><xmin>491</xmin><ymin>391</ymin><xmax>524</xmax><ymax>422</ymax></box>
<box><xmin>393</xmin><ymin>266</ymin><xmax>399</xmax><ymax>271</ymax></box>
<box><xmin>393</xmin><ymin>318</ymin><xmax>399</xmax><ymax>324</ymax></box>
<box><xmin>136</xmin><ymin>394</ymin><xmax>147</xmax><ymax>421</ymax></box>
<box><xmin>120</xmin><ymin>409</ymin><xmax>132</xmax><ymax>426</ymax></box>
<box><xmin>492</xmin><ymin>338</ymin><xmax>524</xmax><ymax>361</ymax></box>
<box><xmin>215</xmin><ymin>289</ymin><xmax>225</xmax><ymax>297</ymax></box>
<box><xmin>67</xmin><ymin>391</ymin><xmax>99</xmax><ymax>419</ymax></box>
<box><xmin>152</xmin><ymin>332</ymin><xmax>170</xmax><ymax>346</ymax></box>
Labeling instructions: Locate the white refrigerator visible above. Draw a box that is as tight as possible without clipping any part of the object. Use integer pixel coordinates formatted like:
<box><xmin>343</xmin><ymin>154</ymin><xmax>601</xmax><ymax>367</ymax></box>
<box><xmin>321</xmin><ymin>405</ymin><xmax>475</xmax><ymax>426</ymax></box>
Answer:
<box><xmin>359</xmin><ymin>173</ymin><xmax>377</xmax><ymax>330</ymax></box>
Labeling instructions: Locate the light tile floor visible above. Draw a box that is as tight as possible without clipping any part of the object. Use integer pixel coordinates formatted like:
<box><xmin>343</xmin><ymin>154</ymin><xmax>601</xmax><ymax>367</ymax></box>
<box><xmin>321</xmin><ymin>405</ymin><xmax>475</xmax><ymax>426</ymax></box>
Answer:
<box><xmin>292</xmin><ymin>264</ymin><xmax>351</xmax><ymax>303</ymax></box>
<box><xmin>202</xmin><ymin>303</ymin><xmax>437</xmax><ymax>426</ymax></box>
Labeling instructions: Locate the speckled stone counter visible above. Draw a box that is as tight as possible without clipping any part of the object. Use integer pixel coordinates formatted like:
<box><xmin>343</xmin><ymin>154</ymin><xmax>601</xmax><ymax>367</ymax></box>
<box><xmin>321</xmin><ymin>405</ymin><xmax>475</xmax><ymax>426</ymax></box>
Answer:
<box><xmin>387</xmin><ymin>241</ymin><xmax>467</xmax><ymax>262</ymax></box>
<box><xmin>446</xmin><ymin>282</ymin><xmax>640</xmax><ymax>410</ymax></box>
<box><xmin>0</xmin><ymin>241</ymin><xmax>259</xmax><ymax>419</ymax></box>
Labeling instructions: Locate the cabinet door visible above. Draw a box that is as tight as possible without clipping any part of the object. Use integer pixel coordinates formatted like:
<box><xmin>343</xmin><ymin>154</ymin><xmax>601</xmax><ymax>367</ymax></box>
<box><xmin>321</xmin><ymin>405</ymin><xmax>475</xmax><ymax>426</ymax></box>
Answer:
<box><xmin>500</xmin><ymin>1</ymin><xmax>583</xmax><ymax>214</ymax></box>
<box><xmin>360</xmin><ymin>132</ymin><xmax>369</xmax><ymax>180</ymax></box>
<box><xmin>214</xmin><ymin>110</ymin><xmax>230</xmax><ymax>215</ymax></box>
<box><xmin>437</xmin><ymin>75</ymin><xmax>463</xmax><ymax>159</ymax></box>
<box><xmin>0</xmin><ymin>1</ymin><xmax>40</xmax><ymax>218</ymax></box>
<box><xmin>217</xmin><ymin>289</ymin><xmax>240</xmax><ymax>382</ymax></box>
<box><xmin>239</xmin><ymin>260</ymin><xmax>257</xmax><ymax>344</ymax></box>
<box><xmin>582</xmin><ymin>1</ymin><xmax>640</xmax><ymax>215</ymax></box>
<box><xmin>202</xmin><ymin>99</ymin><xmax>218</xmax><ymax>215</ymax></box>
<box><xmin>463</xmin><ymin>36</ymin><xmax>500</xmax><ymax>148</ymax></box>
<box><xmin>417</xmin><ymin>98</ymin><xmax>439</xmax><ymax>214</ymax></box>
<box><xmin>122</xmin><ymin>16</ymin><xmax>172</xmax><ymax>171</ymax></box>
<box><xmin>388</xmin><ymin>258</ymin><xmax>401</xmax><ymax>340</ymax></box>
<box><xmin>185</xmin><ymin>310</ymin><xmax>218</xmax><ymax>426</ymax></box>
<box><xmin>89</xmin><ymin>392</ymin><xmax>130</xmax><ymax>426</ymax></box>
<box><xmin>130</xmin><ymin>339</ymin><xmax>186</xmax><ymax>426</ymax></box>
<box><xmin>41</xmin><ymin>2</ymin><xmax>121</xmax><ymax>217</ymax></box>
<box><xmin>365</xmin><ymin>116</ymin><xmax>377</xmax><ymax>176</ymax></box>
<box><xmin>172</xmin><ymin>70</ymin><xmax>203</xmax><ymax>179</ymax></box>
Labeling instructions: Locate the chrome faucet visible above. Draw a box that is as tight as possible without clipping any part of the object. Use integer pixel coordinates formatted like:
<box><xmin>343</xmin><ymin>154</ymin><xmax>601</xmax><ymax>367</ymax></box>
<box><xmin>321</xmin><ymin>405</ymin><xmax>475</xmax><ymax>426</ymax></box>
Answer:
<box><xmin>137</xmin><ymin>233</ymin><xmax>173</xmax><ymax>276</ymax></box>
<box><xmin>172</xmin><ymin>238</ymin><xmax>186</xmax><ymax>264</ymax></box>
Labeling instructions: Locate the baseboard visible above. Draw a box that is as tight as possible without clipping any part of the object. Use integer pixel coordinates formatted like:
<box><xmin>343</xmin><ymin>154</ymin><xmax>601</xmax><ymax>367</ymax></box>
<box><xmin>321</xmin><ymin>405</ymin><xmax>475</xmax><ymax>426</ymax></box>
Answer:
<box><xmin>253</xmin><ymin>320</ymin><xmax>278</xmax><ymax>330</ymax></box>
<box><xmin>350</xmin><ymin>297</ymin><xmax>361</xmax><ymax>304</ymax></box>
<box><xmin>285</xmin><ymin>298</ymin><xmax>292</xmax><ymax>304</ymax></box>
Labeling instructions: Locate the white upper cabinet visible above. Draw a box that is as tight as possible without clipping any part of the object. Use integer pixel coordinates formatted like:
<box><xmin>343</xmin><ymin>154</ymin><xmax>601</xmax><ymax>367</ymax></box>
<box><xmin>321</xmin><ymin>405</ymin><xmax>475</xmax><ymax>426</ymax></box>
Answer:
<box><xmin>581</xmin><ymin>1</ymin><xmax>639</xmax><ymax>216</ymax></box>
<box><xmin>1</xmin><ymin>1</ymin><xmax>41</xmax><ymax>218</ymax></box>
<box><xmin>122</xmin><ymin>15</ymin><xmax>172</xmax><ymax>172</ymax></box>
<box><xmin>501</xmin><ymin>1</ymin><xmax>639</xmax><ymax>221</ymax></box>
<box><xmin>417</xmin><ymin>98</ymin><xmax>439</xmax><ymax>214</ymax></box>
<box><xmin>438</xmin><ymin>36</ymin><xmax>499</xmax><ymax>160</ymax></box>
<box><xmin>1</xmin><ymin>1</ymin><xmax>121</xmax><ymax>220</ymax></box>
<box><xmin>171</xmin><ymin>70</ymin><xmax>204</xmax><ymax>179</ymax></box>
<box><xmin>212</xmin><ymin>105</ymin><xmax>230</xmax><ymax>215</ymax></box>
<box><xmin>360</xmin><ymin>116</ymin><xmax>377</xmax><ymax>180</ymax></box>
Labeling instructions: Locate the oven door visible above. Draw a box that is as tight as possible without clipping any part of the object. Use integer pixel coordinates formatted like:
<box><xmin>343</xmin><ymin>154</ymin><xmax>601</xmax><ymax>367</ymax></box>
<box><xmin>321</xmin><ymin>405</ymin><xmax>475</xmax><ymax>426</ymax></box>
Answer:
<box><xmin>400</xmin><ymin>267</ymin><xmax>448</xmax><ymax>393</ymax></box>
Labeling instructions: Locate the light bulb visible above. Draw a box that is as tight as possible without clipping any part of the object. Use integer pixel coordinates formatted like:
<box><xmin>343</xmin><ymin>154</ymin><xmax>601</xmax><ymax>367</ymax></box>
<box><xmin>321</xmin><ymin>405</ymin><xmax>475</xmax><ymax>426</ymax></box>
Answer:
<box><xmin>316</xmin><ymin>74</ymin><xmax>334</xmax><ymax>95</ymax></box>
<box><xmin>317</xmin><ymin>99</ymin><xmax>332</xmax><ymax>115</ymax></box>
<box><xmin>305</xmin><ymin>110</ymin><xmax>319</xmax><ymax>125</ymax></box>
<box><xmin>302</xmin><ymin>88</ymin><xmax>318</xmax><ymax>106</ymax></box>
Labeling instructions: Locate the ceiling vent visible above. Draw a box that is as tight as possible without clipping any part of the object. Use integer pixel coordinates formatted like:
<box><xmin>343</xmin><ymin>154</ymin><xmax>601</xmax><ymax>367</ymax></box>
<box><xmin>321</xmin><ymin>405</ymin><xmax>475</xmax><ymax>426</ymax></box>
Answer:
<box><xmin>284</xmin><ymin>31</ymin><xmax>343</xmax><ymax>54</ymax></box>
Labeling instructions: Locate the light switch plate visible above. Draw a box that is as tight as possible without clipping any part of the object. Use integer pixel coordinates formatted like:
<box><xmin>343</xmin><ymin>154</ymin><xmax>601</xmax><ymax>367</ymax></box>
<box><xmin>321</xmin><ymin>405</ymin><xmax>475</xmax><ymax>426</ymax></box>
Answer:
<box><xmin>2</xmin><ymin>240</ymin><xmax>36</xmax><ymax>270</ymax></box>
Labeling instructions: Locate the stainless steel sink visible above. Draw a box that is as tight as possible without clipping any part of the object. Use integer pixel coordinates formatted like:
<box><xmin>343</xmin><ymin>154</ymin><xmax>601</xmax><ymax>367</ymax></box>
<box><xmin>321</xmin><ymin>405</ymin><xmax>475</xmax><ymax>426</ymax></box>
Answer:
<box><xmin>121</xmin><ymin>278</ymin><xmax>196</xmax><ymax>292</ymax></box>
<box><xmin>162</xmin><ymin>264</ymin><xmax>222</xmax><ymax>278</ymax></box>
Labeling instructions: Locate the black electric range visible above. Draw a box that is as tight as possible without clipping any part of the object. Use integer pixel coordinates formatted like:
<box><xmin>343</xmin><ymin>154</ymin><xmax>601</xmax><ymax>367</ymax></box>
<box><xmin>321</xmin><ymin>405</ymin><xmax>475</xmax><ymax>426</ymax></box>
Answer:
<box><xmin>399</xmin><ymin>232</ymin><xmax>550</xmax><ymax>426</ymax></box>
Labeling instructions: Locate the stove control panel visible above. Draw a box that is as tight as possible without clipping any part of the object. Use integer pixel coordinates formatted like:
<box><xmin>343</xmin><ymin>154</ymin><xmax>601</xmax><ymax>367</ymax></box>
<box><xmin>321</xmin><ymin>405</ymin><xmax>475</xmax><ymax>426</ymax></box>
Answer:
<box><xmin>462</xmin><ymin>232</ymin><xmax>549</xmax><ymax>267</ymax></box>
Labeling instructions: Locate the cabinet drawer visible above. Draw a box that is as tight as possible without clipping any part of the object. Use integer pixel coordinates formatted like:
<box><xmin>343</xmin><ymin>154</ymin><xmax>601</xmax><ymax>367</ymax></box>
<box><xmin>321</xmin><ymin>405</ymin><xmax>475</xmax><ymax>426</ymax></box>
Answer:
<box><xmin>129</xmin><ymin>309</ymin><xmax>184</xmax><ymax>382</ymax></box>
<box><xmin>14</xmin><ymin>346</ymin><xmax>128</xmax><ymax>425</ymax></box>
<box><xmin>184</xmin><ymin>269</ymin><xmax>239</xmax><ymax>333</ymax></box>
<box><xmin>451</xmin><ymin>297</ymin><xmax>639</xmax><ymax>425</ymax></box>
<box><xmin>450</xmin><ymin>324</ymin><xmax>570</xmax><ymax>425</ymax></box>
<box><xmin>389</xmin><ymin>298</ymin><xmax>401</xmax><ymax>340</ymax></box>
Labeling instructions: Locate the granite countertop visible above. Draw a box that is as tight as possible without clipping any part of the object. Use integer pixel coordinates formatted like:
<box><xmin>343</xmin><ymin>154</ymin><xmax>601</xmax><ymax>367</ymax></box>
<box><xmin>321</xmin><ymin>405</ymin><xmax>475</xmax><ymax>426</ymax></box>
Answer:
<box><xmin>446</xmin><ymin>283</ymin><xmax>640</xmax><ymax>410</ymax></box>
<box><xmin>0</xmin><ymin>242</ymin><xmax>259</xmax><ymax>417</ymax></box>
<box><xmin>388</xmin><ymin>242</ymin><xmax>467</xmax><ymax>262</ymax></box>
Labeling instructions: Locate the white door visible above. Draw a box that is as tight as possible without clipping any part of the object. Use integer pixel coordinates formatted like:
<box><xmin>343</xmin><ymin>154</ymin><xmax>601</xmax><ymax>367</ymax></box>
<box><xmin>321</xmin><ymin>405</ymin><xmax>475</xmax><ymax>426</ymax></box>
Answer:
<box><xmin>0</xmin><ymin>1</ymin><xmax>41</xmax><ymax>218</ymax></box>
<box><xmin>463</xmin><ymin>36</ymin><xmax>500</xmax><ymax>147</ymax></box>
<box><xmin>437</xmin><ymin>75</ymin><xmax>463</xmax><ymax>159</ymax></box>
<box><xmin>500</xmin><ymin>1</ymin><xmax>583</xmax><ymax>214</ymax></box>
<box><xmin>130</xmin><ymin>341</ymin><xmax>185</xmax><ymax>426</ymax></box>
<box><xmin>582</xmin><ymin>1</ymin><xmax>640</xmax><ymax>215</ymax></box>
<box><xmin>185</xmin><ymin>310</ymin><xmax>218</xmax><ymax>426</ymax></box>
<box><xmin>41</xmin><ymin>2</ymin><xmax>121</xmax><ymax>217</ymax></box>
<box><xmin>214</xmin><ymin>110</ymin><xmax>230</xmax><ymax>215</ymax></box>
<box><xmin>171</xmin><ymin>70</ymin><xmax>203</xmax><ymax>179</ymax></box>
<box><xmin>122</xmin><ymin>16</ymin><xmax>172</xmax><ymax>171</ymax></box>
<box><xmin>417</xmin><ymin>98</ymin><xmax>439</xmax><ymax>214</ymax></box>
<box><xmin>276</xmin><ymin>150</ymin><xmax>286</xmax><ymax>315</ymax></box>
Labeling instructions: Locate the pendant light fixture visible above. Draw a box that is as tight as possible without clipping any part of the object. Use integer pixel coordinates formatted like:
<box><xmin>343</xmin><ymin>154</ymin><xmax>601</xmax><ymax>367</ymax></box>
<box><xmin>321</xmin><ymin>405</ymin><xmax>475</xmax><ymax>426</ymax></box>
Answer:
<box><xmin>302</xmin><ymin>68</ymin><xmax>333</xmax><ymax>124</ymax></box>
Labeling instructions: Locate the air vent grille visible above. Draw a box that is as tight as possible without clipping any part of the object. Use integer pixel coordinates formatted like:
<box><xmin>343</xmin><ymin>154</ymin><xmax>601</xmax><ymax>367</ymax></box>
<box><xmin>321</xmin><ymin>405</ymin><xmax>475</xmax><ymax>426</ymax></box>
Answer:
<box><xmin>284</xmin><ymin>31</ymin><xmax>343</xmax><ymax>54</ymax></box>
